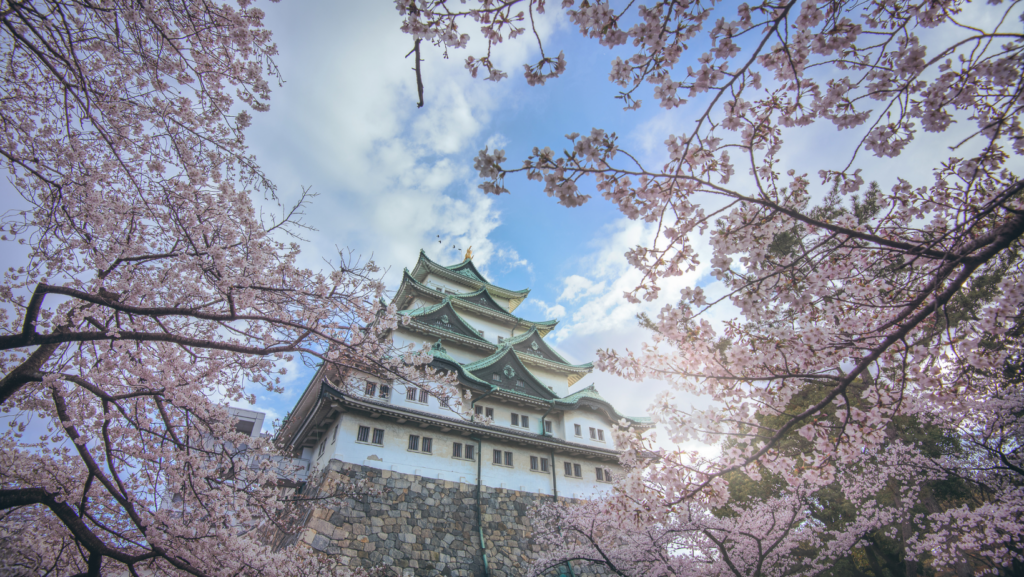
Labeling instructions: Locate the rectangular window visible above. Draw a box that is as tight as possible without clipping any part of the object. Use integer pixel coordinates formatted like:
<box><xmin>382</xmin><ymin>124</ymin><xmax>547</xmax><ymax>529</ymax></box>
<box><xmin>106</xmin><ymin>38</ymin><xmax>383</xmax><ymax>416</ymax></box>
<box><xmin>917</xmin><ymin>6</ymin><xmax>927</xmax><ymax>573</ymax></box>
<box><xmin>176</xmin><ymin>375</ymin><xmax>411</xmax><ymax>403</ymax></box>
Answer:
<box><xmin>379</xmin><ymin>384</ymin><xmax>391</xmax><ymax>399</ymax></box>
<box><xmin>318</xmin><ymin>438</ymin><xmax>325</xmax><ymax>457</ymax></box>
<box><xmin>597</xmin><ymin>429</ymin><xmax>605</xmax><ymax>441</ymax></box>
<box><xmin>590</xmin><ymin>427</ymin><xmax>596</xmax><ymax>439</ymax></box>
<box><xmin>418</xmin><ymin>389</ymin><xmax>429</xmax><ymax>403</ymax></box>
<box><xmin>530</xmin><ymin>456</ymin><xmax>539</xmax><ymax>470</ymax></box>
<box><xmin>356</xmin><ymin>426</ymin><xmax>370</xmax><ymax>443</ymax></box>
<box><xmin>492</xmin><ymin>373</ymin><xmax>501</xmax><ymax>382</ymax></box>
<box><xmin>371</xmin><ymin>428</ymin><xmax>384</xmax><ymax>445</ymax></box>
<box><xmin>475</xmin><ymin>405</ymin><xmax>483</xmax><ymax>415</ymax></box>
<box><xmin>406</xmin><ymin>387</ymin><xmax>418</xmax><ymax>401</ymax></box>
<box><xmin>453</xmin><ymin>442</ymin><xmax>463</xmax><ymax>458</ymax></box>
<box><xmin>544</xmin><ymin>420</ymin><xmax>552</xmax><ymax>434</ymax></box>
<box><xmin>332</xmin><ymin>424</ymin><xmax>339</xmax><ymax>444</ymax></box>
<box><xmin>421</xmin><ymin>437</ymin><xmax>433</xmax><ymax>454</ymax></box>
<box><xmin>364</xmin><ymin>382</ymin><xmax>377</xmax><ymax>396</ymax></box>
<box><xmin>540</xmin><ymin>458</ymin><xmax>549</xmax><ymax>472</ymax></box>
<box><xmin>574</xmin><ymin>464</ymin><xmax>582</xmax><ymax>477</ymax></box>
<box><xmin>504</xmin><ymin>451</ymin><xmax>513</xmax><ymax>467</ymax></box>
<box><xmin>465</xmin><ymin>444</ymin><xmax>475</xmax><ymax>461</ymax></box>
<box><xmin>564</xmin><ymin>462</ymin><xmax>573</xmax><ymax>476</ymax></box>
<box><xmin>596</xmin><ymin>467</ymin><xmax>604</xmax><ymax>481</ymax></box>
<box><xmin>493</xmin><ymin>449</ymin><xmax>502</xmax><ymax>464</ymax></box>
<box><xmin>408</xmin><ymin>435</ymin><xmax>420</xmax><ymax>451</ymax></box>
<box><xmin>511</xmin><ymin>413</ymin><xmax>519</xmax><ymax>426</ymax></box>
<box><xmin>485</xmin><ymin>407</ymin><xmax>494</xmax><ymax>419</ymax></box>
<box><xmin>604</xmin><ymin>469</ymin><xmax>612</xmax><ymax>482</ymax></box>
<box><xmin>574</xmin><ymin>424</ymin><xmax>582</xmax><ymax>436</ymax></box>
<box><xmin>521</xmin><ymin>416</ymin><xmax>529</xmax><ymax>429</ymax></box>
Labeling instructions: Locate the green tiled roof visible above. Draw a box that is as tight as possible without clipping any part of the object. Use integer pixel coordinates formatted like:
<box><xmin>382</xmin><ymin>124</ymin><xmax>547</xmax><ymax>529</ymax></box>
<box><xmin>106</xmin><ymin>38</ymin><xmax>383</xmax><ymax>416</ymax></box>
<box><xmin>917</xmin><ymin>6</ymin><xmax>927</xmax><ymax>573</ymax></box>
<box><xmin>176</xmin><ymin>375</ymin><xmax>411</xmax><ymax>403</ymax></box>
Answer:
<box><xmin>503</xmin><ymin>326</ymin><xmax>592</xmax><ymax>370</ymax></box>
<box><xmin>399</xmin><ymin>300</ymin><xmax>490</xmax><ymax>345</ymax></box>
<box><xmin>410</xmin><ymin>250</ymin><xmax>529</xmax><ymax>304</ymax></box>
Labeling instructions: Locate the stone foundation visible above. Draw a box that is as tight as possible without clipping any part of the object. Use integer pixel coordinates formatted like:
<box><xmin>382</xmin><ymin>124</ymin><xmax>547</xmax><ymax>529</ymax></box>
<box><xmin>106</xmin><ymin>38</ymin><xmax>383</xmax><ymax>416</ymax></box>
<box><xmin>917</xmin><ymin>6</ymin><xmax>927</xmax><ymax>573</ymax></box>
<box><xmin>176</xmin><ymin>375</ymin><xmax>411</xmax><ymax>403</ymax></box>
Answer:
<box><xmin>280</xmin><ymin>460</ymin><xmax>609</xmax><ymax>577</ymax></box>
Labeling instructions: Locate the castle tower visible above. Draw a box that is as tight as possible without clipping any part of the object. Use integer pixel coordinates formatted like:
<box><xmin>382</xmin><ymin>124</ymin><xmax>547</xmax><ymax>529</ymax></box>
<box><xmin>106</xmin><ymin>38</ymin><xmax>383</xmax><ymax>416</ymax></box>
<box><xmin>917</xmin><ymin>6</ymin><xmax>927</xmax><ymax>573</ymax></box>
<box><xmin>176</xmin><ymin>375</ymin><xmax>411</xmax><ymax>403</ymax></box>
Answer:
<box><xmin>276</xmin><ymin>250</ymin><xmax>652</xmax><ymax>497</ymax></box>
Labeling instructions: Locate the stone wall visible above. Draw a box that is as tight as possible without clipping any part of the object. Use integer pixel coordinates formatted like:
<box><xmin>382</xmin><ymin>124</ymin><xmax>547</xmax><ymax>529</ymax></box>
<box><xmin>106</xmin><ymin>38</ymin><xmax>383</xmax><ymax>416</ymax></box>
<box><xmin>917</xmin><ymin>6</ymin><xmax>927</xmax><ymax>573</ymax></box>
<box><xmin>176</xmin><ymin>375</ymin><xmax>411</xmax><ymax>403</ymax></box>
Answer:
<box><xmin>284</xmin><ymin>460</ymin><xmax>609</xmax><ymax>577</ymax></box>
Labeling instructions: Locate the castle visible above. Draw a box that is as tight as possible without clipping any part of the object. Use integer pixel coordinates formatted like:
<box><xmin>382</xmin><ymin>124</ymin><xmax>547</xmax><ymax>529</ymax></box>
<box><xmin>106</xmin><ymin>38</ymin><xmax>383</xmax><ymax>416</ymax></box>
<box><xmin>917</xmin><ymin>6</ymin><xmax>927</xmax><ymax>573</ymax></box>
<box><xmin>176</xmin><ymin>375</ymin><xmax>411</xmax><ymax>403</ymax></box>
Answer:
<box><xmin>273</xmin><ymin>250</ymin><xmax>651</xmax><ymax>575</ymax></box>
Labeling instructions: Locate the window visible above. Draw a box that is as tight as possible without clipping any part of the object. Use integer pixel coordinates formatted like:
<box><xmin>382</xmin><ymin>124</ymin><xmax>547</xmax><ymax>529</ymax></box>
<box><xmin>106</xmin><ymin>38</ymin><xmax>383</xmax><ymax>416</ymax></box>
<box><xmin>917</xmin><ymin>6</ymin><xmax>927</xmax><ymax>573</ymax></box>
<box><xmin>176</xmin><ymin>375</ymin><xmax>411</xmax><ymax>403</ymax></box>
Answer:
<box><xmin>504</xmin><ymin>451</ymin><xmax>513</xmax><ymax>466</ymax></box>
<box><xmin>486</xmin><ymin>407</ymin><xmax>494</xmax><ymax>419</ymax></box>
<box><xmin>318</xmin><ymin>438</ymin><xmax>325</xmax><ymax>457</ymax></box>
<box><xmin>530</xmin><ymin>456</ymin><xmax>538</xmax><ymax>470</ymax></box>
<box><xmin>530</xmin><ymin>456</ymin><xmax>549</xmax><ymax>473</ymax></box>
<box><xmin>597</xmin><ymin>429</ymin><xmax>605</xmax><ymax>442</ymax></box>
<box><xmin>453</xmin><ymin>442</ymin><xmax>463</xmax><ymax>458</ymax></box>
<box><xmin>492</xmin><ymin>373</ymin><xmax>501</xmax><ymax>382</ymax></box>
<box><xmin>544</xmin><ymin>420</ymin><xmax>553</xmax><ymax>434</ymax></box>
<box><xmin>497</xmin><ymin>336</ymin><xmax>504</xmax><ymax>344</ymax></box>
<box><xmin>521</xmin><ymin>415</ymin><xmax>529</xmax><ymax>428</ymax></box>
<box><xmin>478</xmin><ymin>330</ymin><xmax>485</xmax><ymax>338</ymax></box>
<box><xmin>364</xmin><ymin>381</ymin><xmax>377</xmax><ymax>396</ymax></box>
<box><xmin>419</xmin><ymin>388</ymin><xmax>429</xmax><ymax>403</ymax></box>
<box><xmin>541</xmin><ymin>458</ymin><xmax>549</xmax><ymax>472</ymax></box>
<box><xmin>596</xmin><ymin>467</ymin><xmax>604</xmax><ymax>481</ymax></box>
<box><xmin>604</xmin><ymin>468</ymin><xmax>612</xmax><ymax>482</ymax></box>
<box><xmin>563</xmin><ymin>461</ymin><xmax>582</xmax><ymax>478</ymax></box>
<box><xmin>371</xmin><ymin>428</ymin><xmax>384</xmax><ymax>445</ymax></box>
<box><xmin>357</xmin><ymin>426</ymin><xmax>370</xmax><ymax>443</ymax></box>
<box><xmin>465</xmin><ymin>444</ymin><xmax>475</xmax><ymax>461</ymax></box>
<box><xmin>422</xmin><ymin>437</ymin><xmax>433</xmax><ymax>453</ymax></box>
<box><xmin>475</xmin><ymin>405</ymin><xmax>483</xmax><ymax>415</ymax></box>
<box><xmin>379</xmin><ymin>384</ymin><xmax>391</xmax><ymax>399</ymax></box>
<box><xmin>406</xmin><ymin>387</ymin><xmax>418</xmax><ymax>401</ymax></box>
<box><xmin>574</xmin><ymin>424</ymin><xmax>582</xmax><ymax>436</ymax></box>
<box><xmin>590</xmin><ymin>427</ymin><xmax>597</xmax><ymax>439</ymax></box>
<box><xmin>493</xmin><ymin>449</ymin><xmax>502</xmax><ymax>464</ymax></box>
<box><xmin>408</xmin><ymin>435</ymin><xmax>420</xmax><ymax>451</ymax></box>
<box><xmin>332</xmin><ymin>423</ymin><xmax>339</xmax><ymax>444</ymax></box>
<box><xmin>511</xmin><ymin>413</ymin><xmax>519</xmax><ymax>427</ymax></box>
<box><xmin>511</xmin><ymin>413</ymin><xmax>529</xmax><ymax>429</ymax></box>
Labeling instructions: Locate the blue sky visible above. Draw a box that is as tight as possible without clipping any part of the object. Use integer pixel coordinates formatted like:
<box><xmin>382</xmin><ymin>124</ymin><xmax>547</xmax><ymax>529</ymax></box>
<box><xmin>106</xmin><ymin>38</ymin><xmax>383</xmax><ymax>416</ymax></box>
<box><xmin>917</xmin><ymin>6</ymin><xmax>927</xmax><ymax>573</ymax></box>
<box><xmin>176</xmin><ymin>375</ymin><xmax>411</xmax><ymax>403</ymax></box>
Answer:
<box><xmin>239</xmin><ymin>1</ymin><xmax>724</xmax><ymax>428</ymax></box>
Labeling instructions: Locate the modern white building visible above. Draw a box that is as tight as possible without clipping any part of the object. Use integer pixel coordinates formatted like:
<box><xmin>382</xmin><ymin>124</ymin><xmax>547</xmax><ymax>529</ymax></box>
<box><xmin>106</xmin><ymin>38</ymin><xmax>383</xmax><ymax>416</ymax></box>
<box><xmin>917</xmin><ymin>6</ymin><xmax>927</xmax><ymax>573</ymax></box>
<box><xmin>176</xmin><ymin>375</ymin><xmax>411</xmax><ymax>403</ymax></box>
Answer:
<box><xmin>276</xmin><ymin>250</ymin><xmax>652</xmax><ymax>498</ymax></box>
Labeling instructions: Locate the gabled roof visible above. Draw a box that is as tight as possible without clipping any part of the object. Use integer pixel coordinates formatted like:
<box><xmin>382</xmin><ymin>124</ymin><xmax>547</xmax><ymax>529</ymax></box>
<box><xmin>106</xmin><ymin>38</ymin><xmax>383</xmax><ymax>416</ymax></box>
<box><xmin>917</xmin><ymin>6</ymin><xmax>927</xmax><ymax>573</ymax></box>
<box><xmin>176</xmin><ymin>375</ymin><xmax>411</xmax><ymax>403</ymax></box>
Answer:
<box><xmin>409</xmin><ymin>250</ymin><xmax>530</xmax><ymax>312</ymax></box>
<box><xmin>462</xmin><ymin>346</ymin><xmax>558</xmax><ymax>400</ymax></box>
<box><xmin>399</xmin><ymin>300</ymin><xmax>490</xmax><ymax>345</ymax></box>
<box><xmin>505</xmin><ymin>327</ymin><xmax>592</xmax><ymax>370</ymax></box>
<box><xmin>555</xmin><ymin>384</ymin><xmax>654</xmax><ymax>427</ymax></box>
<box><xmin>392</xmin><ymin>270</ymin><xmax>557</xmax><ymax>336</ymax></box>
<box><xmin>444</xmin><ymin>258</ymin><xmax>489</xmax><ymax>284</ymax></box>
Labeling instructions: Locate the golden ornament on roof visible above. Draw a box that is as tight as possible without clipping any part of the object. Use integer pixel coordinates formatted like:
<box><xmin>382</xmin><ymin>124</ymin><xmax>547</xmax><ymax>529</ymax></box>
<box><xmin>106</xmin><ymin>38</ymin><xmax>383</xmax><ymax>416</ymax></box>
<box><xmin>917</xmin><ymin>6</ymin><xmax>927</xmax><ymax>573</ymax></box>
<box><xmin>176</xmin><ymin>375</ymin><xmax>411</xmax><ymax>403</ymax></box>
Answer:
<box><xmin>464</xmin><ymin>246</ymin><xmax>473</xmax><ymax>260</ymax></box>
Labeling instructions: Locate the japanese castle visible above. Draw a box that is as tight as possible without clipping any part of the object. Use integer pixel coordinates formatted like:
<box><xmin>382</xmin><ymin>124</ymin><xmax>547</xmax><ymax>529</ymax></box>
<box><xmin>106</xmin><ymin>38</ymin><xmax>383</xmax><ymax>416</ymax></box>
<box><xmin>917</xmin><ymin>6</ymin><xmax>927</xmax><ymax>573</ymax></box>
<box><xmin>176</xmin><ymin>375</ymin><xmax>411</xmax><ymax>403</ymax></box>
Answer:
<box><xmin>276</xmin><ymin>249</ymin><xmax>652</xmax><ymax>498</ymax></box>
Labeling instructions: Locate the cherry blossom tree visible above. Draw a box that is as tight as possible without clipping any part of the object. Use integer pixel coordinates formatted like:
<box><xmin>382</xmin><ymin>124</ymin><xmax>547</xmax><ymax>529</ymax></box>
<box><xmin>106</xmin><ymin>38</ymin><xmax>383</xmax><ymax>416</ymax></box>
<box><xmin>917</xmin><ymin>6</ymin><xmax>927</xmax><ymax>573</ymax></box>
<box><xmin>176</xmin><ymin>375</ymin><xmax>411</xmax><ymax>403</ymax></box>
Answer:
<box><xmin>399</xmin><ymin>0</ymin><xmax>1024</xmax><ymax>573</ymax></box>
<box><xmin>0</xmin><ymin>1</ymin><xmax>432</xmax><ymax>575</ymax></box>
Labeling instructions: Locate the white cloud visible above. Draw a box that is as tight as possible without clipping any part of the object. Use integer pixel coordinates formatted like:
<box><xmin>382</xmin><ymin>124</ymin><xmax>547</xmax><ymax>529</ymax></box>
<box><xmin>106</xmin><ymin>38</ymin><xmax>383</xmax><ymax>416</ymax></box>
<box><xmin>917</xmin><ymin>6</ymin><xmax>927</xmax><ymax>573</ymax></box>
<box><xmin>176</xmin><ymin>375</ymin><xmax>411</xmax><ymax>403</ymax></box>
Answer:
<box><xmin>557</xmin><ymin>274</ymin><xmax>605</xmax><ymax>303</ymax></box>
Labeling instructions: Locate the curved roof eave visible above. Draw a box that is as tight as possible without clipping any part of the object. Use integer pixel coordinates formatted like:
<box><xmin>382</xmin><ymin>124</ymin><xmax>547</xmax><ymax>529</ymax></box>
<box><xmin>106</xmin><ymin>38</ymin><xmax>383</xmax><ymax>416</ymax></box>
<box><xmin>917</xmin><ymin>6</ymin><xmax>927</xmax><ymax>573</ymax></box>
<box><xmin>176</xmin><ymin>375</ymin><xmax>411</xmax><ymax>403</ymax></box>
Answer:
<box><xmin>410</xmin><ymin>250</ymin><xmax>530</xmax><ymax>306</ymax></box>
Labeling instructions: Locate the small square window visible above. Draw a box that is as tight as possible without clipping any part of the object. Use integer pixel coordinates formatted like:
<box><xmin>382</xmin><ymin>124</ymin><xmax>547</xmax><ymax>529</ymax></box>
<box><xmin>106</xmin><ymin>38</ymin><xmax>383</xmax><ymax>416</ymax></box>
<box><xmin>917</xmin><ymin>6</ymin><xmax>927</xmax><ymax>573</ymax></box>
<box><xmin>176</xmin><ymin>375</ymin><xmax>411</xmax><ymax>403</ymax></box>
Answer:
<box><xmin>419</xmin><ymin>389</ymin><xmax>429</xmax><ymax>403</ymax></box>
<box><xmin>406</xmin><ymin>387</ymin><xmax>418</xmax><ymax>401</ymax></box>
<box><xmin>574</xmin><ymin>424</ymin><xmax>582</xmax><ymax>436</ymax></box>
<box><xmin>604</xmin><ymin>469</ymin><xmax>612</xmax><ymax>482</ymax></box>
<box><xmin>475</xmin><ymin>405</ymin><xmax>483</xmax><ymax>415</ymax></box>
<box><xmin>422</xmin><ymin>437</ymin><xmax>433</xmax><ymax>453</ymax></box>
<box><xmin>485</xmin><ymin>407</ymin><xmax>494</xmax><ymax>419</ymax></box>
<box><xmin>357</xmin><ymin>426</ymin><xmax>370</xmax><ymax>443</ymax></box>
<box><xmin>597</xmin><ymin>430</ymin><xmax>605</xmax><ymax>441</ymax></box>
<box><xmin>379</xmin><ymin>384</ymin><xmax>391</xmax><ymax>399</ymax></box>
<box><xmin>453</xmin><ymin>442</ymin><xmax>463</xmax><ymax>458</ymax></box>
<box><xmin>511</xmin><ymin>413</ymin><xmax>519</xmax><ymax>427</ymax></box>
<box><xmin>493</xmin><ymin>449</ymin><xmax>502</xmax><ymax>464</ymax></box>
<box><xmin>492</xmin><ymin>373</ymin><xmax>501</xmax><ymax>382</ymax></box>
<box><xmin>504</xmin><ymin>451</ymin><xmax>513</xmax><ymax>467</ymax></box>
<box><xmin>408</xmin><ymin>435</ymin><xmax>420</xmax><ymax>451</ymax></box>
<box><xmin>364</xmin><ymin>382</ymin><xmax>377</xmax><ymax>396</ymax></box>
<box><xmin>564</xmin><ymin>462</ymin><xmax>572</xmax><ymax>476</ymax></box>
<box><xmin>372</xmin><ymin>428</ymin><xmax>384</xmax><ymax>445</ymax></box>
<box><xmin>465</xmin><ymin>445</ymin><xmax>475</xmax><ymax>461</ymax></box>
